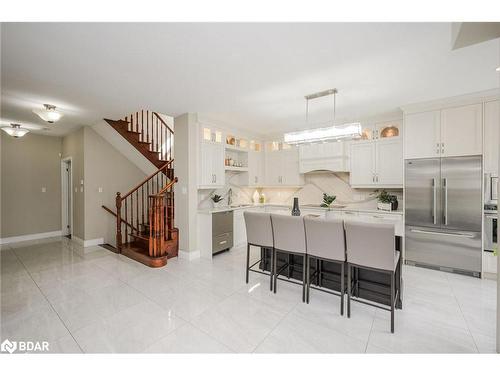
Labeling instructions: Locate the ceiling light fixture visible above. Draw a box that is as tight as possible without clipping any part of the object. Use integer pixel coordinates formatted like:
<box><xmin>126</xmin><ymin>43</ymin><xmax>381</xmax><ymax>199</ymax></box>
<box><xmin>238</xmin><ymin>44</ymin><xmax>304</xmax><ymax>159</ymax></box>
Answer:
<box><xmin>1</xmin><ymin>123</ymin><xmax>30</xmax><ymax>138</ymax></box>
<box><xmin>496</xmin><ymin>66</ymin><xmax>500</xmax><ymax>72</ymax></box>
<box><xmin>33</xmin><ymin>104</ymin><xmax>63</xmax><ymax>123</ymax></box>
<box><xmin>284</xmin><ymin>88</ymin><xmax>362</xmax><ymax>144</ymax></box>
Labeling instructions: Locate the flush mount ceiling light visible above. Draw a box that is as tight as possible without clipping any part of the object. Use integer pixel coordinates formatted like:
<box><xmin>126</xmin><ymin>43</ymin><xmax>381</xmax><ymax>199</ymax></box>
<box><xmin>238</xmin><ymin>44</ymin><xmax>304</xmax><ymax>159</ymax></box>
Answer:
<box><xmin>32</xmin><ymin>104</ymin><xmax>63</xmax><ymax>123</ymax></box>
<box><xmin>284</xmin><ymin>88</ymin><xmax>362</xmax><ymax>144</ymax></box>
<box><xmin>1</xmin><ymin>123</ymin><xmax>30</xmax><ymax>138</ymax></box>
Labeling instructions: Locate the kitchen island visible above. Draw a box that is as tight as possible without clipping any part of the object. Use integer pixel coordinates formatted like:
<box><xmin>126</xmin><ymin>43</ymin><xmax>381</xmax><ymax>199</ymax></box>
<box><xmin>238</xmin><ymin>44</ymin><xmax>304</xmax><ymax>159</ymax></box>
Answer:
<box><xmin>197</xmin><ymin>202</ymin><xmax>404</xmax><ymax>309</ymax></box>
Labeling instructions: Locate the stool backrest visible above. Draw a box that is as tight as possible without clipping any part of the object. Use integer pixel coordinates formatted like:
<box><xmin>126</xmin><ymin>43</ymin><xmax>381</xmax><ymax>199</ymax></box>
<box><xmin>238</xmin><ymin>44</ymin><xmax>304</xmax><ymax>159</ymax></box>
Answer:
<box><xmin>345</xmin><ymin>221</ymin><xmax>396</xmax><ymax>271</ymax></box>
<box><xmin>243</xmin><ymin>211</ymin><xmax>274</xmax><ymax>248</ymax></box>
<box><xmin>270</xmin><ymin>214</ymin><xmax>306</xmax><ymax>254</ymax></box>
<box><xmin>304</xmin><ymin>216</ymin><xmax>345</xmax><ymax>261</ymax></box>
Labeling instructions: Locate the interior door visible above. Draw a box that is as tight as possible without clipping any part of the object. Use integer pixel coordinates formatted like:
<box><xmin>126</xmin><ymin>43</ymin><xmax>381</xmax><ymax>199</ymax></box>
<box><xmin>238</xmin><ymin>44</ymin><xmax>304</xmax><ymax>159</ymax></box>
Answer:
<box><xmin>404</xmin><ymin>158</ymin><xmax>441</xmax><ymax>228</ymax></box>
<box><xmin>440</xmin><ymin>156</ymin><xmax>482</xmax><ymax>232</ymax></box>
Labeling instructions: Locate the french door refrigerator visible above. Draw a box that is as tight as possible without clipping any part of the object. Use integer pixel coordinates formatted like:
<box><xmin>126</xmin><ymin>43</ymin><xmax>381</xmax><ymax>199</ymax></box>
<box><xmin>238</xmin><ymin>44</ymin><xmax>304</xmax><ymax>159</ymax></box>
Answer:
<box><xmin>405</xmin><ymin>156</ymin><xmax>482</xmax><ymax>276</ymax></box>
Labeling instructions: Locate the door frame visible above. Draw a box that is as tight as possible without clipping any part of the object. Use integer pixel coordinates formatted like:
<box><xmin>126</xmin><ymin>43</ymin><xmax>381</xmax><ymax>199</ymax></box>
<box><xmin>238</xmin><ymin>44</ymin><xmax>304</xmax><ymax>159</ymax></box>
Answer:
<box><xmin>61</xmin><ymin>157</ymin><xmax>73</xmax><ymax>237</ymax></box>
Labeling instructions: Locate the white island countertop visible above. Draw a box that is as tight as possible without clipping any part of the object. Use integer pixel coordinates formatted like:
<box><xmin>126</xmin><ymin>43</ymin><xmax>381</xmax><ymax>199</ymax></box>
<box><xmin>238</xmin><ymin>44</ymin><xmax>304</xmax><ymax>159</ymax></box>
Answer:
<box><xmin>197</xmin><ymin>202</ymin><xmax>403</xmax><ymax>216</ymax></box>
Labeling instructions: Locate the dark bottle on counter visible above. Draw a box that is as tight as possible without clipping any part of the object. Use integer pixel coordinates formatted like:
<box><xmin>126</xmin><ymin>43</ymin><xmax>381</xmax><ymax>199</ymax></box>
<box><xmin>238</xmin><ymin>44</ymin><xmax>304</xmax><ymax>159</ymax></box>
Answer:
<box><xmin>291</xmin><ymin>197</ymin><xmax>301</xmax><ymax>216</ymax></box>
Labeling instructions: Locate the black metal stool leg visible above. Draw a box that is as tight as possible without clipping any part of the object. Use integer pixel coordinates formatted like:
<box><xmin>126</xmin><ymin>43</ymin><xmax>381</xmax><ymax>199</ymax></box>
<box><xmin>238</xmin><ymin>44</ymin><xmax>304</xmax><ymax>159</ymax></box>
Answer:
<box><xmin>391</xmin><ymin>271</ymin><xmax>395</xmax><ymax>333</ymax></box>
<box><xmin>246</xmin><ymin>244</ymin><xmax>250</xmax><ymax>284</ymax></box>
<box><xmin>273</xmin><ymin>249</ymin><xmax>278</xmax><ymax>294</ymax></box>
<box><xmin>347</xmin><ymin>264</ymin><xmax>351</xmax><ymax>318</ymax></box>
<box><xmin>306</xmin><ymin>255</ymin><xmax>310</xmax><ymax>304</ymax></box>
<box><xmin>269</xmin><ymin>248</ymin><xmax>274</xmax><ymax>291</ymax></box>
<box><xmin>340</xmin><ymin>262</ymin><xmax>344</xmax><ymax>316</ymax></box>
<box><xmin>302</xmin><ymin>254</ymin><xmax>306</xmax><ymax>303</ymax></box>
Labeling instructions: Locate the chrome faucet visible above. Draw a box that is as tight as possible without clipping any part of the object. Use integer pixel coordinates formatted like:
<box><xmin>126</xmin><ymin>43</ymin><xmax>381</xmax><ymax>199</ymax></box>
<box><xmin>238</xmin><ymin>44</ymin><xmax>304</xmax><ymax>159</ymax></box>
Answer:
<box><xmin>227</xmin><ymin>188</ymin><xmax>233</xmax><ymax>206</ymax></box>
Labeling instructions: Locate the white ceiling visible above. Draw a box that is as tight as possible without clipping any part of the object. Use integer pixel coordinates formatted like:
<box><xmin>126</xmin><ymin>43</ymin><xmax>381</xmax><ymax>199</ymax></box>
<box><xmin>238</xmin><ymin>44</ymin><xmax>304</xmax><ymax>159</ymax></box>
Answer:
<box><xmin>1</xmin><ymin>22</ymin><xmax>499</xmax><ymax>137</ymax></box>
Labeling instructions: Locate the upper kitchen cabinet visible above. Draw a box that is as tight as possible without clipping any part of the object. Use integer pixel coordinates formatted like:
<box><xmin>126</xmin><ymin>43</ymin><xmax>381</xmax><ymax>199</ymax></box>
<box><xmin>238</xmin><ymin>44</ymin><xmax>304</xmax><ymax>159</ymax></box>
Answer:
<box><xmin>264</xmin><ymin>142</ymin><xmax>304</xmax><ymax>186</ymax></box>
<box><xmin>376</xmin><ymin>138</ymin><xmax>403</xmax><ymax>185</ymax></box>
<box><xmin>350</xmin><ymin>141</ymin><xmax>376</xmax><ymax>186</ymax></box>
<box><xmin>404</xmin><ymin>104</ymin><xmax>483</xmax><ymax>159</ymax></box>
<box><xmin>404</xmin><ymin>110</ymin><xmax>441</xmax><ymax>159</ymax></box>
<box><xmin>298</xmin><ymin>142</ymin><xmax>349</xmax><ymax>173</ymax></box>
<box><xmin>350</xmin><ymin>138</ymin><xmax>403</xmax><ymax>188</ymax></box>
<box><xmin>360</xmin><ymin>120</ymin><xmax>401</xmax><ymax>141</ymax></box>
<box><xmin>440</xmin><ymin>103</ymin><xmax>482</xmax><ymax>157</ymax></box>
<box><xmin>484</xmin><ymin>100</ymin><xmax>499</xmax><ymax>174</ymax></box>
<box><xmin>198</xmin><ymin>125</ymin><xmax>225</xmax><ymax>188</ymax></box>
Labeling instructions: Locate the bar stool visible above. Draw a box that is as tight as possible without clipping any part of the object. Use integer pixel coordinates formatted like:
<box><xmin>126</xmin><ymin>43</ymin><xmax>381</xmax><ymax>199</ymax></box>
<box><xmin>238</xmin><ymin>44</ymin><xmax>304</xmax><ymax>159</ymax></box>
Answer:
<box><xmin>344</xmin><ymin>221</ymin><xmax>400</xmax><ymax>333</ymax></box>
<box><xmin>304</xmin><ymin>216</ymin><xmax>346</xmax><ymax>315</ymax></box>
<box><xmin>270</xmin><ymin>214</ymin><xmax>307</xmax><ymax>302</ymax></box>
<box><xmin>243</xmin><ymin>211</ymin><xmax>275</xmax><ymax>291</ymax></box>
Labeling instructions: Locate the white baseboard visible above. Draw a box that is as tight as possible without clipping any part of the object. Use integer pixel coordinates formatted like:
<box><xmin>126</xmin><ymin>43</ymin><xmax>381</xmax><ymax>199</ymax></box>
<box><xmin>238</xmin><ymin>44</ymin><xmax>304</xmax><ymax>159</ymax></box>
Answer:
<box><xmin>72</xmin><ymin>236</ymin><xmax>104</xmax><ymax>248</ymax></box>
<box><xmin>178</xmin><ymin>250</ymin><xmax>201</xmax><ymax>260</ymax></box>
<box><xmin>0</xmin><ymin>230</ymin><xmax>62</xmax><ymax>245</ymax></box>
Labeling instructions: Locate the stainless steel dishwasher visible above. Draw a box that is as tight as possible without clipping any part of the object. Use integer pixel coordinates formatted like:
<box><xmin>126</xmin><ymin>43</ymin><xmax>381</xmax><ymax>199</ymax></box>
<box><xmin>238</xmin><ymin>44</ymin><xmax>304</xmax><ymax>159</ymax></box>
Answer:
<box><xmin>212</xmin><ymin>211</ymin><xmax>234</xmax><ymax>255</ymax></box>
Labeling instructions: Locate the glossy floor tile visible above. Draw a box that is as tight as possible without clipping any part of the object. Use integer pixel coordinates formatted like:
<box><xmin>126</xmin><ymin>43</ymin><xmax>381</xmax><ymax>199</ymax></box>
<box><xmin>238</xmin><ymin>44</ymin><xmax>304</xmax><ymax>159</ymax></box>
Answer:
<box><xmin>0</xmin><ymin>237</ymin><xmax>497</xmax><ymax>353</ymax></box>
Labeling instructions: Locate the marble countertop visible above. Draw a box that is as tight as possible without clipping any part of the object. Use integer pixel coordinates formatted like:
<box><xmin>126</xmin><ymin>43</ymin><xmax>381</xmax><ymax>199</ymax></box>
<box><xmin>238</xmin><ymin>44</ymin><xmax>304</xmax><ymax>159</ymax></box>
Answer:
<box><xmin>197</xmin><ymin>202</ymin><xmax>403</xmax><ymax>216</ymax></box>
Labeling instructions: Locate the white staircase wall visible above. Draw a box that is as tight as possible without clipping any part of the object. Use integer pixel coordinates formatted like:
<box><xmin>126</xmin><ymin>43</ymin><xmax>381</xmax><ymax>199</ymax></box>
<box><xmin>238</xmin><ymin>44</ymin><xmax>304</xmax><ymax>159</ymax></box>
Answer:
<box><xmin>92</xmin><ymin>120</ymin><xmax>157</xmax><ymax>175</ymax></box>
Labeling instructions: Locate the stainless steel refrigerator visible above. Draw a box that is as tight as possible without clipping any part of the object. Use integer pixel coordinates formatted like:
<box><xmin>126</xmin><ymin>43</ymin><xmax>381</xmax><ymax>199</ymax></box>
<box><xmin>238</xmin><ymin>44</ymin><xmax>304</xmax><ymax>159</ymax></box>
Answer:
<box><xmin>405</xmin><ymin>156</ymin><xmax>482</xmax><ymax>276</ymax></box>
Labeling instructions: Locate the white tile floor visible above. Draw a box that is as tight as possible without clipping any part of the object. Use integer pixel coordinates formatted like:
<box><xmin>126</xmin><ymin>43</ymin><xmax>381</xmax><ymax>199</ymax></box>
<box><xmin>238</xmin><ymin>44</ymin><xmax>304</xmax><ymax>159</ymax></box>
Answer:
<box><xmin>0</xmin><ymin>237</ymin><xmax>497</xmax><ymax>353</ymax></box>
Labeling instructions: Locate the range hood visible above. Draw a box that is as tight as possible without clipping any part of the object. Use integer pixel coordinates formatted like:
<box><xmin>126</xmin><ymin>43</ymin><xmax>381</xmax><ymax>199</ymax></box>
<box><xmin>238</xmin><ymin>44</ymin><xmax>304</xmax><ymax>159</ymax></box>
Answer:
<box><xmin>298</xmin><ymin>141</ymin><xmax>349</xmax><ymax>173</ymax></box>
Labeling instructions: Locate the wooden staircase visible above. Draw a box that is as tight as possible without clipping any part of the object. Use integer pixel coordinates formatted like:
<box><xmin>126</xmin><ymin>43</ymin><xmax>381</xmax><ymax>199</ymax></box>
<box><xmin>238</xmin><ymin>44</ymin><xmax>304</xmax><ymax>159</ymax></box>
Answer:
<box><xmin>102</xmin><ymin>110</ymin><xmax>178</xmax><ymax>268</ymax></box>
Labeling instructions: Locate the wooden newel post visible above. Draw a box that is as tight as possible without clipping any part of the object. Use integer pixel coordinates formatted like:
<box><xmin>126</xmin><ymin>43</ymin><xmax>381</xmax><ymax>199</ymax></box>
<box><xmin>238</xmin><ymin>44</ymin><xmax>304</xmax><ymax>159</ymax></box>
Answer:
<box><xmin>116</xmin><ymin>192</ymin><xmax>122</xmax><ymax>253</ymax></box>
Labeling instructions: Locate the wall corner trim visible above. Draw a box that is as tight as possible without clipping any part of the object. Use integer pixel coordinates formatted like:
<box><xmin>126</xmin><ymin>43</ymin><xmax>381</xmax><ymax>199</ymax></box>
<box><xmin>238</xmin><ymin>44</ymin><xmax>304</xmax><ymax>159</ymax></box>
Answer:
<box><xmin>0</xmin><ymin>230</ymin><xmax>63</xmax><ymax>245</ymax></box>
<box><xmin>72</xmin><ymin>236</ymin><xmax>104</xmax><ymax>248</ymax></box>
<box><xmin>178</xmin><ymin>250</ymin><xmax>201</xmax><ymax>261</ymax></box>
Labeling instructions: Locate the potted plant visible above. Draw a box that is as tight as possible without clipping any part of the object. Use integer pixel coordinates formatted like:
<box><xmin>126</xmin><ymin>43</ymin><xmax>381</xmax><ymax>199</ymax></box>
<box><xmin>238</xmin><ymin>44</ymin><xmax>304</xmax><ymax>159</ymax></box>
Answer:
<box><xmin>320</xmin><ymin>193</ymin><xmax>337</xmax><ymax>208</ymax></box>
<box><xmin>211</xmin><ymin>194</ymin><xmax>224</xmax><ymax>208</ymax></box>
<box><xmin>376</xmin><ymin>190</ymin><xmax>398</xmax><ymax>211</ymax></box>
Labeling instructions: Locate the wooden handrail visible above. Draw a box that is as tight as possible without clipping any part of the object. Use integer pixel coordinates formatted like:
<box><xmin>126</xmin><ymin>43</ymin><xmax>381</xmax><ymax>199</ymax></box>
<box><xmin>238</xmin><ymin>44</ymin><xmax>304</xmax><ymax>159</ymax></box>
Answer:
<box><xmin>156</xmin><ymin>177</ymin><xmax>178</xmax><ymax>196</ymax></box>
<box><xmin>102</xmin><ymin>205</ymin><xmax>140</xmax><ymax>233</ymax></box>
<box><xmin>120</xmin><ymin>159</ymin><xmax>174</xmax><ymax>200</ymax></box>
<box><xmin>152</xmin><ymin>112</ymin><xmax>174</xmax><ymax>135</ymax></box>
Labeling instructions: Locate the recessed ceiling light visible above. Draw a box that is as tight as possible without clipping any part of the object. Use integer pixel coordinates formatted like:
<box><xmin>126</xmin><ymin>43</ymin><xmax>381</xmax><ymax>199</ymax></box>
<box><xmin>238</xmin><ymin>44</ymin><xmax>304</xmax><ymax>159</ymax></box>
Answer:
<box><xmin>496</xmin><ymin>66</ymin><xmax>500</xmax><ymax>72</ymax></box>
<box><xmin>33</xmin><ymin>104</ymin><xmax>63</xmax><ymax>123</ymax></box>
<box><xmin>1</xmin><ymin>123</ymin><xmax>29</xmax><ymax>138</ymax></box>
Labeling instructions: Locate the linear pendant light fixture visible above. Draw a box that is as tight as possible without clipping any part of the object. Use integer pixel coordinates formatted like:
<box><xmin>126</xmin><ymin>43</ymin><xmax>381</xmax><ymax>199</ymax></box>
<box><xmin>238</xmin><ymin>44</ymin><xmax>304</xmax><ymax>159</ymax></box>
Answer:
<box><xmin>284</xmin><ymin>88</ymin><xmax>361</xmax><ymax>144</ymax></box>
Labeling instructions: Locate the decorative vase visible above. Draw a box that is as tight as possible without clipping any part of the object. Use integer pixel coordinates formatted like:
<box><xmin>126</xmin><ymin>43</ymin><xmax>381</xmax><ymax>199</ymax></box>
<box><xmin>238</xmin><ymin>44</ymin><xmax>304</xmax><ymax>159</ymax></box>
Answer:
<box><xmin>391</xmin><ymin>200</ymin><xmax>398</xmax><ymax>211</ymax></box>
<box><xmin>291</xmin><ymin>197</ymin><xmax>301</xmax><ymax>216</ymax></box>
<box><xmin>252</xmin><ymin>190</ymin><xmax>260</xmax><ymax>204</ymax></box>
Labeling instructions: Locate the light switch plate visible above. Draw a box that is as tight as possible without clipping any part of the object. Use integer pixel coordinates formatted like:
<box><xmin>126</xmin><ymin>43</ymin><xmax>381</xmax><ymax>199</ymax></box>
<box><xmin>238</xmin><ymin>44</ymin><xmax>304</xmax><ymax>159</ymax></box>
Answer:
<box><xmin>182</xmin><ymin>187</ymin><xmax>187</xmax><ymax>194</ymax></box>
<box><xmin>41</xmin><ymin>187</ymin><xmax>46</xmax><ymax>193</ymax></box>
<box><xmin>98</xmin><ymin>187</ymin><xmax>103</xmax><ymax>193</ymax></box>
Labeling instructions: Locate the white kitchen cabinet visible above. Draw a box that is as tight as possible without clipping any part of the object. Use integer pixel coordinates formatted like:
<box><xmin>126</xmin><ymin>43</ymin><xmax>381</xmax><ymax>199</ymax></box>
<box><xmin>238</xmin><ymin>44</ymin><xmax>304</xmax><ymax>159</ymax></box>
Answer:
<box><xmin>404</xmin><ymin>110</ymin><xmax>441</xmax><ymax>159</ymax></box>
<box><xmin>247</xmin><ymin>150</ymin><xmax>264</xmax><ymax>186</ymax></box>
<box><xmin>350</xmin><ymin>139</ymin><xmax>403</xmax><ymax>187</ymax></box>
<box><xmin>404</xmin><ymin>104</ymin><xmax>483</xmax><ymax>160</ymax></box>
<box><xmin>441</xmin><ymin>104</ymin><xmax>482</xmax><ymax>157</ymax></box>
<box><xmin>264</xmin><ymin>147</ymin><xmax>304</xmax><ymax>186</ymax></box>
<box><xmin>350</xmin><ymin>141</ymin><xmax>376</xmax><ymax>186</ymax></box>
<box><xmin>199</xmin><ymin>140</ymin><xmax>225</xmax><ymax>188</ymax></box>
<box><xmin>376</xmin><ymin>138</ymin><xmax>403</xmax><ymax>185</ymax></box>
<box><xmin>484</xmin><ymin>100</ymin><xmax>499</xmax><ymax>174</ymax></box>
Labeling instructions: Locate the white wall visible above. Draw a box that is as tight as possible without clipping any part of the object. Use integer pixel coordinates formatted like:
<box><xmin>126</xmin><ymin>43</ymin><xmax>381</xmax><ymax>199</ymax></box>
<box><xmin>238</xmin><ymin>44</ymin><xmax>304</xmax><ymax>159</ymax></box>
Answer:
<box><xmin>174</xmin><ymin>113</ymin><xmax>199</xmax><ymax>254</ymax></box>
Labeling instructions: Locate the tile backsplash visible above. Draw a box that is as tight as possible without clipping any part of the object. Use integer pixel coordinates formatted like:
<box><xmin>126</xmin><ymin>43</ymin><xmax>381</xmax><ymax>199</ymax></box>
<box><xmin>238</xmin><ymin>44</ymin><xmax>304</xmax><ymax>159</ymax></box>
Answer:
<box><xmin>198</xmin><ymin>171</ymin><xmax>402</xmax><ymax>210</ymax></box>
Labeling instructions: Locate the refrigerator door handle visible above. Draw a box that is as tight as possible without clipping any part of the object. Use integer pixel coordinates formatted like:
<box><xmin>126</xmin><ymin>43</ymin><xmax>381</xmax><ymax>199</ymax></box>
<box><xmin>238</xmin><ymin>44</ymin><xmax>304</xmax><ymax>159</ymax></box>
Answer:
<box><xmin>432</xmin><ymin>178</ymin><xmax>437</xmax><ymax>225</ymax></box>
<box><xmin>409</xmin><ymin>228</ymin><xmax>475</xmax><ymax>239</ymax></box>
<box><xmin>443</xmin><ymin>178</ymin><xmax>448</xmax><ymax>226</ymax></box>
